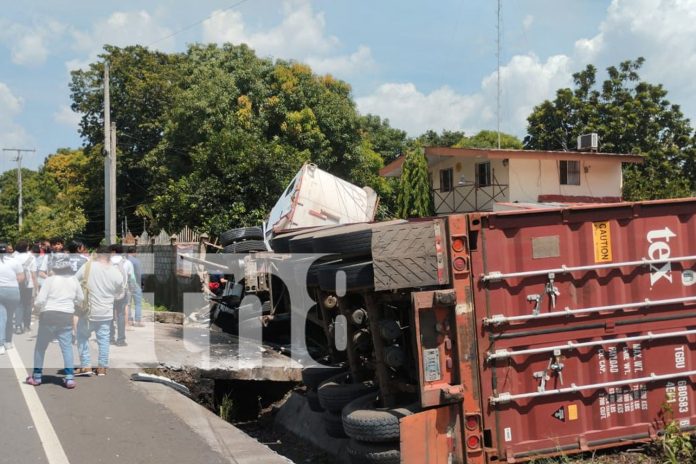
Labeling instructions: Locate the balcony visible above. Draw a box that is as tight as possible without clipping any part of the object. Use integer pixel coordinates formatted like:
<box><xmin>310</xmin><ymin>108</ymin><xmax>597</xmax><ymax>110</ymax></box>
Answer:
<box><xmin>432</xmin><ymin>181</ymin><xmax>509</xmax><ymax>214</ymax></box>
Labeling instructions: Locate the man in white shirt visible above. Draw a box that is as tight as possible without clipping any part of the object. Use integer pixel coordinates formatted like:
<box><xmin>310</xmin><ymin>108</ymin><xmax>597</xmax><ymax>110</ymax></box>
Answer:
<box><xmin>74</xmin><ymin>247</ymin><xmax>125</xmax><ymax>376</ymax></box>
<box><xmin>13</xmin><ymin>240</ymin><xmax>37</xmax><ymax>334</ymax></box>
<box><xmin>109</xmin><ymin>244</ymin><xmax>136</xmax><ymax>347</ymax></box>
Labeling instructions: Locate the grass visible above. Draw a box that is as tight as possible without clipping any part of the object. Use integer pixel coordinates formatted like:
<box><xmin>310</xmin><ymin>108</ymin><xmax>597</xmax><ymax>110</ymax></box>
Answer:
<box><xmin>219</xmin><ymin>393</ymin><xmax>234</xmax><ymax>422</ymax></box>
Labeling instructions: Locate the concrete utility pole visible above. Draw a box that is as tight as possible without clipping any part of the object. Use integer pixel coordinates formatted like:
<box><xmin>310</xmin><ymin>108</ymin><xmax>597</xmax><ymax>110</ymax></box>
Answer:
<box><xmin>2</xmin><ymin>148</ymin><xmax>35</xmax><ymax>229</ymax></box>
<box><xmin>496</xmin><ymin>0</ymin><xmax>502</xmax><ymax>150</ymax></box>
<box><xmin>103</xmin><ymin>61</ymin><xmax>117</xmax><ymax>245</ymax></box>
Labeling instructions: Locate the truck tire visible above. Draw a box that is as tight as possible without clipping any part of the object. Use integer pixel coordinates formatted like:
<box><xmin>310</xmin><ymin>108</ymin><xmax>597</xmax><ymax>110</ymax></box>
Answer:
<box><xmin>301</xmin><ymin>364</ymin><xmax>346</xmax><ymax>391</ymax></box>
<box><xmin>230</xmin><ymin>240</ymin><xmax>267</xmax><ymax>253</ymax></box>
<box><xmin>312</xmin><ymin>228</ymin><xmax>373</xmax><ymax>258</ymax></box>
<box><xmin>342</xmin><ymin>393</ymin><xmax>418</xmax><ymax>443</ymax></box>
<box><xmin>317</xmin><ymin>372</ymin><xmax>377</xmax><ymax>413</ymax></box>
<box><xmin>306</xmin><ymin>390</ymin><xmax>324</xmax><ymax>413</ymax></box>
<box><xmin>220</xmin><ymin>226</ymin><xmax>263</xmax><ymax>246</ymax></box>
<box><xmin>323</xmin><ymin>411</ymin><xmax>348</xmax><ymax>438</ymax></box>
<box><xmin>318</xmin><ymin>261</ymin><xmax>374</xmax><ymax>293</ymax></box>
<box><xmin>347</xmin><ymin>440</ymin><xmax>400</xmax><ymax>464</ymax></box>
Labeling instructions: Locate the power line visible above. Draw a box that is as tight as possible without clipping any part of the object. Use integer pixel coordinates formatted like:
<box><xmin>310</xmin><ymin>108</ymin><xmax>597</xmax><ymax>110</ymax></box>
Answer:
<box><xmin>147</xmin><ymin>0</ymin><xmax>254</xmax><ymax>47</ymax></box>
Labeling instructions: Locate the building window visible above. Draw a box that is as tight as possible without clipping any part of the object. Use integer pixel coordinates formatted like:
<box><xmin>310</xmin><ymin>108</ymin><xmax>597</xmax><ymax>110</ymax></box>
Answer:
<box><xmin>440</xmin><ymin>168</ymin><xmax>453</xmax><ymax>192</ymax></box>
<box><xmin>475</xmin><ymin>162</ymin><xmax>491</xmax><ymax>187</ymax></box>
<box><xmin>560</xmin><ymin>160</ymin><xmax>581</xmax><ymax>185</ymax></box>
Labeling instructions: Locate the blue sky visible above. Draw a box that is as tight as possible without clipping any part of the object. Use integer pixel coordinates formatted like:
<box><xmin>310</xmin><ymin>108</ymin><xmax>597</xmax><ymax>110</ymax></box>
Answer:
<box><xmin>0</xmin><ymin>0</ymin><xmax>694</xmax><ymax>171</ymax></box>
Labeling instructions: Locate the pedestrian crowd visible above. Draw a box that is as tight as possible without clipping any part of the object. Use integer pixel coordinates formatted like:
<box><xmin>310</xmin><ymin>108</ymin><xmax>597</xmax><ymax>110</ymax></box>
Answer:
<box><xmin>0</xmin><ymin>238</ymin><xmax>144</xmax><ymax>389</ymax></box>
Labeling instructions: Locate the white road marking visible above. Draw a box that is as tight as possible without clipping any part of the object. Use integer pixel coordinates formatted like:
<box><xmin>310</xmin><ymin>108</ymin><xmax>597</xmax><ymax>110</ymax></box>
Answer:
<box><xmin>6</xmin><ymin>347</ymin><xmax>71</xmax><ymax>464</ymax></box>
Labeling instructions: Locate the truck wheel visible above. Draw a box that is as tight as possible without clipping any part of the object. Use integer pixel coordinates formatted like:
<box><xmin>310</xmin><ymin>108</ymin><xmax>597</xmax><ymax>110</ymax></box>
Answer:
<box><xmin>318</xmin><ymin>261</ymin><xmax>374</xmax><ymax>292</ymax></box>
<box><xmin>323</xmin><ymin>411</ymin><xmax>348</xmax><ymax>438</ymax></box>
<box><xmin>347</xmin><ymin>439</ymin><xmax>400</xmax><ymax>464</ymax></box>
<box><xmin>230</xmin><ymin>240</ymin><xmax>267</xmax><ymax>253</ymax></box>
<box><xmin>342</xmin><ymin>392</ymin><xmax>418</xmax><ymax>443</ymax></box>
<box><xmin>302</xmin><ymin>364</ymin><xmax>347</xmax><ymax>392</ymax></box>
<box><xmin>311</xmin><ymin>227</ymin><xmax>373</xmax><ymax>257</ymax></box>
<box><xmin>306</xmin><ymin>390</ymin><xmax>324</xmax><ymax>413</ymax></box>
<box><xmin>317</xmin><ymin>372</ymin><xmax>377</xmax><ymax>413</ymax></box>
<box><xmin>220</xmin><ymin>226</ymin><xmax>263</xmax><ymax>246</ymax></box>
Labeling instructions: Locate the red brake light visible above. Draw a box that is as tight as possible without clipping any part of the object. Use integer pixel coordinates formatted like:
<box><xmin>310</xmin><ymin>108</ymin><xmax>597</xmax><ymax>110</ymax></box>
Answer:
<box><xmin>453</xmin><ymin>257</ymin><xmax>468</xmax><ymax>272</ymax></box>
<box><xmin>467</xmin><ymin>435</ymin><xmax>481</xmax><ymax>449</ymax></box>
<box><xmin>465</xmin><ymin>416</ymin><xmax>479</xmax><ymax>431</ymax></box>
<box><xmin>452</xmin><ymin>237</ymin><xmax>465</xmax><ymax>252</ymax></box>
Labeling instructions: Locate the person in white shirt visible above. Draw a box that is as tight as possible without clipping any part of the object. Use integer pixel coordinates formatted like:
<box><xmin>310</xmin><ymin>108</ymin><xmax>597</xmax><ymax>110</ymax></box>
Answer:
<box><xmin>74</xmin><ymin>247</ymin><xmax>125</xmax><ymax>376</ymax></box>
<box><xmin>14</xmin><ymin>240</ymin><xmax>37</xmax><ymax>334</ymax></box>
<box><xmin>26</xmin><ymin>253</ymin><xmax>83</xmax><ymax>389</ymax></box>
<box><xmin>0</xmin><ymin>243</ymin><xmax>24</xmax><ymax>355</ymax></box>
<box><xmin>109</xmin><ymin>244</ymin><xmax>136</xmax><ymax>347</ymax></box>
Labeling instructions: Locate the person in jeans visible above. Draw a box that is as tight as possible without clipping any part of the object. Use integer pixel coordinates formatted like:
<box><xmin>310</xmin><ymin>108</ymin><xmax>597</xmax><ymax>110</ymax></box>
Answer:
<box><xmin>75</xmin><ymin>247</ymin><xmax>125</xmax><ymax>376</ymax></box>
<box><xmin>26</xmin><ymin>254</ymin><xmax>83</xmax><ymax>389</ymax></box>
<box><xmin>109</xmin><ymin>244</ymin><xmax>136</xmax><ymax>347</ymax></box>
<box><xmin>127</xmin><ymin>246</ymin><xmax>144</xmax><ymax>327</ymax></box>
<box><xmin>0</xmin><ymin>243</ymin><xmax>23</xmax><ymax>355</ymax></box>
<box><xmin>14</xmin><ymin>240</ymin><xmax>37</xmax><ymax>334</ymax></box>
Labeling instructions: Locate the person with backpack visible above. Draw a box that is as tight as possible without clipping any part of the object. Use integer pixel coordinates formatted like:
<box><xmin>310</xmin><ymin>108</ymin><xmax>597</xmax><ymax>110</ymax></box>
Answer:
<box><xmin>74</xmin><ymin>247</ymin><xmax>125</xmax><ymax>376</ymax></box>
<box><xmin>25</xmin><ymin>253</ymin><xmax>83</xmax><ymax>389</ymax></box>
<box><xmin>14</xmin><ymin>240</ymin><xmax>37</xmax><ymax>334</ymax></box>
<box><xmin>0</xmin><ymin>244</ymin><xmax>24</xmax><ymax>354</ymax></box>
<box><xmin>109</xmin><ymin>244</ymin><xmax>136</xmax><ymax>347</ymax></box>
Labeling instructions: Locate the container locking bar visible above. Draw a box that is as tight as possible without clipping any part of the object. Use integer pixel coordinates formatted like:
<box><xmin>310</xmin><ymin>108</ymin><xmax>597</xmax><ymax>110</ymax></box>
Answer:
<box><xmin>486</xmin><ymin>328</ymin><xmax>696</xmax><ymax>362</ymax></box>
<box><xmin>483</xmin><ymin>295</ymin><xmax>696</xmax><ymax>326</ymax></box>
<box><xmin>481</xmin><ymin>255</ymin><xmax>696</xmax><ymax>283</ymax></box>
<box><xmin>489</xmin><ymin>370</ymin><xmax>696</xmax><ymax>405</ymax></box>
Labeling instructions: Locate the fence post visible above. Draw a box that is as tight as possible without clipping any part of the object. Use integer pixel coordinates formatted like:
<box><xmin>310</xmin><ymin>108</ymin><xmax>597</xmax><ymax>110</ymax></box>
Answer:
<box><xmin>170</xmin><ymin>234</ymin><xmax>178</xmax><ymax>312</ymax></box>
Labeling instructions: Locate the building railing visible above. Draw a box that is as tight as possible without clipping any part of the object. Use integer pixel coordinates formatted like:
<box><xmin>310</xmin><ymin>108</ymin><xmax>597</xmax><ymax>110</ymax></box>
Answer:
<box><xmin>432</xmin><ymin>181</ymin><xmax>509</xmax><ymax>213</ymax></box>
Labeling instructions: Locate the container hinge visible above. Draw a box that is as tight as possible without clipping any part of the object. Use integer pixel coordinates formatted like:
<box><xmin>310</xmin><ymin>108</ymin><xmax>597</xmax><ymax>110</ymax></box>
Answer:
<box><xmin>527</xmin><ymin>294</ymin><xmax>542</xmax><ymax>316</ymax></box>
<box><xmin>545</xmin><ymin>272</ymin><xmax>560</xmax><ymax>308</ymax></box>
<box><xmin>483</xmin><ymin>314</ymin><xmax>507</xmax><ymax>326</ymax></box>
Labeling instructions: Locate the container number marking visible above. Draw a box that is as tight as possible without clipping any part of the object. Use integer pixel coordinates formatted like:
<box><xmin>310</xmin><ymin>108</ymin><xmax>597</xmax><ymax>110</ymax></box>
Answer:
<box><xmin>423</xmin><ymin>348</ymin><xmax>441</xmax><ymax>382</ymax></box>
<box><xmin>592</xmin><ymin>221</ymin><xmax>612</xmax><ymax>263</ymax></box>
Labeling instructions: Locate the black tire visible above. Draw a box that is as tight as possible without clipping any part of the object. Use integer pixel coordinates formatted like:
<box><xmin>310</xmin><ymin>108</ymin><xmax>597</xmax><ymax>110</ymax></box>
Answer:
<box><xmin>311</xmin><ymin>225</ymin><xmax>374</xmax><ymax>257</ymax></box>
<box><xmin>306</xmin><ymin>390</ymin><xmax>324</xmax><ymax>413</ymax></box>
<box><xmin>317</xmin><ymin>372</ymin><xmax>377</xmax><ymax>413</ymax></box>
<box><xmin>220</xmin><ymin>226</ymin><xmax>263</xmax><ymax>246</ymax></box>
<box><xmin>318</xmin><ymin>261</ymin><xmax>374</xmax><ymax>293</ymax></box>
<box><xmin>289</xmin><ymin>235</ymin><xmax>315</xmax><ymax>253</ymax></box>
<box><xmin>342</xmin><ymin>392</ymin><xmax>418</xmax><ymax>443</ymax></box>
<box><xmin>301</xmin><ymin>364</ymin><xmax>347</xmax><ymax>391</ymax></box>
<box><xmin>231</xmin><ymin>240</ymin><xmax>267</xmax><ymax>253</ymax></box>
<box><xmin>347</xmin><ymin>440</ymin><xmax>400</xmax><ymax>464</ymax></box>
<box><xmin>323</xmin><ymin>411</ymin><xmax>348</xmax><ymax>438</ymax></box>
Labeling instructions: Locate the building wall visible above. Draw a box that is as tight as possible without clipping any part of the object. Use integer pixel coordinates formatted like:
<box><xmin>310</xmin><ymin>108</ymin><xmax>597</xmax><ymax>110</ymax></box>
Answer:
<box><xmin>429</xmin><ymin>156</ymin><xmax>510</xmax><ymax>213</ymax></box>
<box><xmin>507</xmin><ymin>158</ymin><xmax>623</xmax><ymax>203</ymax></box>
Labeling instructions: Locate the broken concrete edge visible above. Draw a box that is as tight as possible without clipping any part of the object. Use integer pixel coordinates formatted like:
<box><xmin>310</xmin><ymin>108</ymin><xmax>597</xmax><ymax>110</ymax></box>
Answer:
<box><xmin>155</xmin><ymin>311</ymin><xmax>185</xmax><ymax>324</ymax></box>
<box><xmin>130</xmin><ymin>369</ymin><xmax>293</xmax><ymax>464</ymax></box>
<box><xmin>131</xmin><ymin>372</ymin><xmax>191</xmax><ymax>396</ymax></box>
<box><xmin>274</xmin><ymin>391</ymin><xmax>351</xmax><ymax>464</ymax></box>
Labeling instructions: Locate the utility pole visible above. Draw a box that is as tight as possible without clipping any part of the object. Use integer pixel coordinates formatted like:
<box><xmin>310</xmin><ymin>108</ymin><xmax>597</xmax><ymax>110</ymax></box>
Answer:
<box><xmin>496</xmin><ymin>0</ymin><xmax>502</xmax><ymax>150</ymax></box>
<box><xmin>103</xmin><ymin>61</ymin><xmax>117</xmax><ymax>245</ymax></box>
<box><xmin>2</xmin><ymin>148</ymin><xmax>35</xmax><ymax>229</ymax></box>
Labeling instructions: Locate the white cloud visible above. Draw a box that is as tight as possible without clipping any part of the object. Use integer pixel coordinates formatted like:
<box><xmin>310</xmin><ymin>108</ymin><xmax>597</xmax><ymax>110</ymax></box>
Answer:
<box><xmin>0</xmin><ymin>82</ymin><xmax>30</xmax><ymax>148</ymax></box>
<box><xmin>522</xmin><ymin>14</ymin><xmax>534</xmax><ymax>31</ymax></box>
<box><xmin>356</xmin><ymin>54</ymin><xmax>572</xmax><ymax>137</ymax></box>
<box><xmin>202</xmin><ymin>0</ymin><xmax>373</xmax><ymax>76</ymax></box>
<box><xmin>53</xmin><ymin>105</ymin><xmax>81</xmax><ymax>129</ymax></box>
<box><xmin>0</xmin><ymin>19</ymin><xmax>67</xmax><ymax>66</ymax></box>
<box><xmin>68</xmin><ymin>10</ymin><xmax>174</xmax><ymax>70</ymax></box>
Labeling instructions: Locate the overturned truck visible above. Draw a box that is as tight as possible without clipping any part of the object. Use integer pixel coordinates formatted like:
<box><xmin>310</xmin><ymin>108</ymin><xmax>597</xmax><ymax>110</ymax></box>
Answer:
<box><xmin>235</xmin><ymin>197</ymin><xmax>696</xmax><ymax>464</ymax></box>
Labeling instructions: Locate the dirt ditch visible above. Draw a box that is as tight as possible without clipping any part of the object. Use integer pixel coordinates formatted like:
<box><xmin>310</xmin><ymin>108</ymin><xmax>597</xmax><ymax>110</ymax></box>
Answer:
<box><xmin>146</xmin><ymin>366</ymin><xmax>333</xmax><ymax>463</ymax></box>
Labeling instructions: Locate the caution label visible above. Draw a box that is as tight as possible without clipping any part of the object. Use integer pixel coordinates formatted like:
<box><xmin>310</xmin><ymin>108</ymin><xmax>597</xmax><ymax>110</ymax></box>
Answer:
<box><xmin>552</xmin><ymin>406</ymin><xmax>565</xmax><ymax>422</ymax></box>
<box><xmin>592</xmin><ymin>221</ymin><xmax>612</xmax><ymax>263</ymax></box>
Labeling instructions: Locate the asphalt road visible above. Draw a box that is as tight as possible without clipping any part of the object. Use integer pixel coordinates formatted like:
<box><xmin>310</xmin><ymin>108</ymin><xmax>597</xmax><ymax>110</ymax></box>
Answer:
<box><xmin>0</xmin><ymin>322</ymin><xmax>286</xmax><ymax>464</ymax></box>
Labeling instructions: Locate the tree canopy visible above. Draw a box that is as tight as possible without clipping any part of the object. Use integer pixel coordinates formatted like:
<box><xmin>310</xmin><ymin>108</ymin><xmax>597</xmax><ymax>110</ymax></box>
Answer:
<box><xmin>525</xmin><ymin>57</ymin><xmax>696</xmax><ymax>200</ymax></box>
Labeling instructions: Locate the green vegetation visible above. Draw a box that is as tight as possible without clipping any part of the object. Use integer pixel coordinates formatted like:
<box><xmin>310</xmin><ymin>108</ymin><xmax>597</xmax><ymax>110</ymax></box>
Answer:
<box><xmin>396</xmin><ymin>145</ymin><xmax>433</xmax><ymax>218</ymax></box>
<box><xmin>219</xmin><ymin>393</ymin><xmax>234</xmax><ymax>422</ymax></box>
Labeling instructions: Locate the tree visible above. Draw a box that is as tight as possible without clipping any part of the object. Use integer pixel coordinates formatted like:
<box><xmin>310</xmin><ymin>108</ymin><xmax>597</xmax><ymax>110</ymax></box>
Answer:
<box><xmin>525</xmin><ymin>58</ymin><xmax>696</xmax><ymax>200</ymax></box>
<box><xmin>417</xmin><ymin>129</ymin><xmax>467</xmax><ymax>147</ymax></box>
<box><xmin>454</xmin><ymin>130</ymin><xmax>523</xmax><ymax>149</ymax></box>
<box><xmin>396</xmin><ymin>146</ymin><xmax>432</xmax><ymax>218</ymax></box>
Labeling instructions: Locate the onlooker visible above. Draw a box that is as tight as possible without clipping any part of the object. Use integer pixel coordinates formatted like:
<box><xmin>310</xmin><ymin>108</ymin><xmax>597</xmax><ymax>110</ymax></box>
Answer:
<box><xmin>75</xmin><ymin>247</ymin><xmax>125</xmax><ymax>376</ymax></box>
<box><xmin>38</xmin><ymin>237</ymin><xmax>64</xmax><ymax>280</ymax></box>
<box><xmin>127</xmin><ymin>246</ymin><xmax>144</xmax><ymax>327</ymax></box>
<box><xmin>26</xmin><ymin>253</ymin><xmax>83</xmax><ymax>389</ymax></box>
<box><xmin>35</xmin><ymin>241</ymin><xmax>48</xmax><ymax>288</ymax></box>
<box><xmin>109</xmin><ymin>244</ymin><xmax>136</xmax><ymax>346</ymax></box>
<box><xmin>67</xmin><ymin>240</ymin><xmax>88</xmax><ymax>274</ymax></box>
<box><xmin>0</xmin><ymin>243</ymin><xmax>24</xmax><ymax>355</ymax></box>
<box><xmin>6</xmin><ymin>244</ymin><xmax>15</xmax><ymax>256</ymax></box>
<box><xmin>14</xmin><ymin>240</ymin><xmax>37</xmax><ymax>334</ymax></box>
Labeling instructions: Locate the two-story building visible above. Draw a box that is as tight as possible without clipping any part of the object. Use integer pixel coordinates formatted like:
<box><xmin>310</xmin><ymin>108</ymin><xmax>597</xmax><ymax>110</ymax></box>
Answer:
<box><xmin>379</xmin><ymin>147</ymin><xmax>644</xmax><ymax>214</ymax></box>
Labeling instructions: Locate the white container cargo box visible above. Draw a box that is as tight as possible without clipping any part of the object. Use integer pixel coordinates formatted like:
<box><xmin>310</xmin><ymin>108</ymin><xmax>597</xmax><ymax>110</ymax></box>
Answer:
<box><xmin>264</xmin><ymin>163</ymin><xmax>378</xmax><ymax>240</ymax></box>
